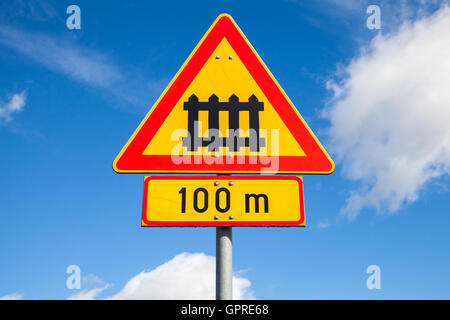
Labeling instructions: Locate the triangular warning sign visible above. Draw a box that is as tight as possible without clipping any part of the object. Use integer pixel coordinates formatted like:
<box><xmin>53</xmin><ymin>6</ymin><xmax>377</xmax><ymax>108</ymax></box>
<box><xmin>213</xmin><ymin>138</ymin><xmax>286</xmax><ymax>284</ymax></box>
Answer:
<box><xmin>113</xmin><ymin>14</ymin><xmax>334</xmax><ymax>174</ymax></box>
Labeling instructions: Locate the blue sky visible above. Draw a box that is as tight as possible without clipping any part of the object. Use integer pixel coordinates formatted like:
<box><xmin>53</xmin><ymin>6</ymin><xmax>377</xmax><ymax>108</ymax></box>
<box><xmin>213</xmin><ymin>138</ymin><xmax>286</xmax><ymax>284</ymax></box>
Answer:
<box><xmin>1</xmin><ymin>0</ymin><xmax>450</xmax><ymax>299</ymax></box>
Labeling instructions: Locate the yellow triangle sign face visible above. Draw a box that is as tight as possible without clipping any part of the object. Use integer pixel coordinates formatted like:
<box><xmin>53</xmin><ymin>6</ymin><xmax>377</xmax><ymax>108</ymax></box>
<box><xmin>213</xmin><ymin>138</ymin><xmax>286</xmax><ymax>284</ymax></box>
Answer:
<box><xmin>113</xmin><ymin>14</ymin><xmax>334</xmax><ymax>174</ymax></box>
<box><xmin>143</xmin><ymin>38</ymin><xmax>305</xmax><ymax>158</ymax></box>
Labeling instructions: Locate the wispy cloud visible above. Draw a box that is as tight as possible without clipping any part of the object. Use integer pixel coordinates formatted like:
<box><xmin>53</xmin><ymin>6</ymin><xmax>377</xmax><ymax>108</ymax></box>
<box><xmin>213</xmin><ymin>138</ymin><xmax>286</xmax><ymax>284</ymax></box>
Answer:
<box><xmin>0</xmin><ymin>0</ymin><xmax>57</xmax><ymax>22</ymax></box>
<box><xmin>287</xmin><ymin>0</ymin><xmax>450</xmax><ymax>36</ymax></box>
<box><xmin>67</xmin><ymin>284</ymin><xmax>111</xmax><ymax>300</ymax></box>
<box><xmin>0</xmin><ymin>25</ymin><xmax>123</xmax><ymax>88</ymax></box>
<box><xmin>0</xmin><ymin>293</ymin><xmax>23</xmax><ymax>300</ymax></box>
<box><xmin>317</xmin><ymin>219</ymin><xmax>331</xmax><ymax>230</ymax></box>
<box><xmin>0</xmin><ymin>91</ymin><xmax>26</xmax><ymax>123</ymax></box>
<box><xmin>0</xmin><ymin>24</ymin><xmax>164</xmax><ymax>109</ymax></box>
<box><xmin>82</xmin><ymin>274</ymin><xmax>108</xmax><ymax>288</ymax></box>
<box><xmin>324</xmin><ymin>5</ymin><xmax>450</xmax><ymax>220</ymax></box>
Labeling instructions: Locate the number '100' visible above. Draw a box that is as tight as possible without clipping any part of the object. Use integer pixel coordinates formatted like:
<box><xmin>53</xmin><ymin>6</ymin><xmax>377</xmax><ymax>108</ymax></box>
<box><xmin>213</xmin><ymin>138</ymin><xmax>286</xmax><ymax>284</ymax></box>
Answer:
<box><xmin>178</xmin><ymin>187</ymin><xmax>230</xmax><ymax>213</ymax></box>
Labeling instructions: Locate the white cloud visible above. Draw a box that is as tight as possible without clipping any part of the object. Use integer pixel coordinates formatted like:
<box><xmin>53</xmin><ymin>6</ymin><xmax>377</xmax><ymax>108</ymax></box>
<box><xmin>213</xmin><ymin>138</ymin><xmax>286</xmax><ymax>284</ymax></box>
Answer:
<box><xmin>324</xmin><ymin>5</ymin><xmax>450</xmax><ymax>219</ymax></box>
<box><xmin>67</xmin><ymin>284</ymin><xmax>110</xmax><ymax>300</ymax></box>
<box><xmin>0</xmin><ymin>293</ymin><xmax>23</xmax><ymax>300</ymax></box>
<box><xmin>108</xmin><ymin>252</ymin><xmax>254</xmax><ymax>300</ymax></box>
<box><xmin>69</xmin><ymin>252</ymin><xmax>254</xmax><ymax>300</ymax></box>
<box><xmin>317</xmin><ymin>219</ymin><xmax>331</xmax><ymax>230</ymax></box>
<box><xmin>0</xmin><ymin>91</ymin><xmax>26</xmax><ymax>123</ymax></box>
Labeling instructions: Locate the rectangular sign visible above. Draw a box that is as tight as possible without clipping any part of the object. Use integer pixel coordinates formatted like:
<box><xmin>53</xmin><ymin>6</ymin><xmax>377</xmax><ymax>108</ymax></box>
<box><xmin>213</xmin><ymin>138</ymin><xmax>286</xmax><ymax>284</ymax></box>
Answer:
<box><xmin>142</xmin><ymin>176</ymin><xmax>305</xmax><ymax>226</ymax></box>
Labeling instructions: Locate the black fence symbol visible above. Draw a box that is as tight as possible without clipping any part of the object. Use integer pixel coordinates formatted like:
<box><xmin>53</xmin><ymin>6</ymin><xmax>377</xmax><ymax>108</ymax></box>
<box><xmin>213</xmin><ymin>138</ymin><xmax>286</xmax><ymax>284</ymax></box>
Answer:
<box><xmin>182</xmin><ymin>94</ymin><xmax>265</xmax><ymax>152</ymax></box>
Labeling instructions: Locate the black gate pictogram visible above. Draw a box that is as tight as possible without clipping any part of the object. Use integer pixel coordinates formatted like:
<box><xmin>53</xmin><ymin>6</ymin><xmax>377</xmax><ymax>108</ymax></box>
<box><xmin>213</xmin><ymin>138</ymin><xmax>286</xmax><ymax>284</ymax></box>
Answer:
<box><xmin>182</xmin><ymin>94</ymin><xmax>265</xmax><ymax>152</ymax></box>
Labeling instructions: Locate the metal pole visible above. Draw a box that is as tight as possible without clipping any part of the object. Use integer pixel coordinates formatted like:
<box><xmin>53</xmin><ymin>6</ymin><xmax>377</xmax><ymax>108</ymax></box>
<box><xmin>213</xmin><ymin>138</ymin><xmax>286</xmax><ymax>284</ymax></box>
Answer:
<box><xmin>216</xmin><ymin>226</ymin><xmax>232</xmax><ymax>300</ymax></box>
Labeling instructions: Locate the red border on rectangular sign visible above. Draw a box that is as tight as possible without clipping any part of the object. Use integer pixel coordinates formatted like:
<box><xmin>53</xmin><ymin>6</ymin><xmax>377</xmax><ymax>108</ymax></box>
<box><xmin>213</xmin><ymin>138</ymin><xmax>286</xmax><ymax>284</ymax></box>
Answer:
<box><xmin>142</xmin><ymin>175</ymin><xmax>305</xmax><ymax>227</ymax></box>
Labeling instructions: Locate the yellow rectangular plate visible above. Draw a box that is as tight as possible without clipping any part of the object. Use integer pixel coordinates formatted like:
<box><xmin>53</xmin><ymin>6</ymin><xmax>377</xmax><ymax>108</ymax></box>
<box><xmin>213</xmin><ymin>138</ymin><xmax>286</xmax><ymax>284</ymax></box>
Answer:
<box><xmin>142</xmin><ymin>176</ymin><xmax>305</xmax><ymax>226</ymax></box>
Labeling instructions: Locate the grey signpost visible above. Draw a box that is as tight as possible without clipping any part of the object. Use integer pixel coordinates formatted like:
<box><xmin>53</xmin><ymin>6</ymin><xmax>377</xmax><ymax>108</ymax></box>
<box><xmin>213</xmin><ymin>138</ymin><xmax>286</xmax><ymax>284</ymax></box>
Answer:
<box><xmin>216</xmin><ymin>226</ymin><xmax>232</xmax><ymax>300</ymax></box>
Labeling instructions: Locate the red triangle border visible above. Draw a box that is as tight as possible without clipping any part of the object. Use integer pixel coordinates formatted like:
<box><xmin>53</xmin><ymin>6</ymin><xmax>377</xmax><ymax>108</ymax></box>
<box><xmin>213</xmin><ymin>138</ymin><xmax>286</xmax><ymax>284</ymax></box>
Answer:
<box><xmin>113</xmin><ymin>14</ymin><xmax>334</xmax><ymax>174</ymax></box>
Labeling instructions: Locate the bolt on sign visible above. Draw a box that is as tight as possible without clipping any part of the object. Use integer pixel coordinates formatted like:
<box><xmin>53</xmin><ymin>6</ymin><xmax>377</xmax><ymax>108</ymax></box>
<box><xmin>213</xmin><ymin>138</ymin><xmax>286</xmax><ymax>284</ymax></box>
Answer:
<box><xmin>113</xmin><ymin>14</ymin><xmax>334</xmax><ymax>227</ymax></box>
